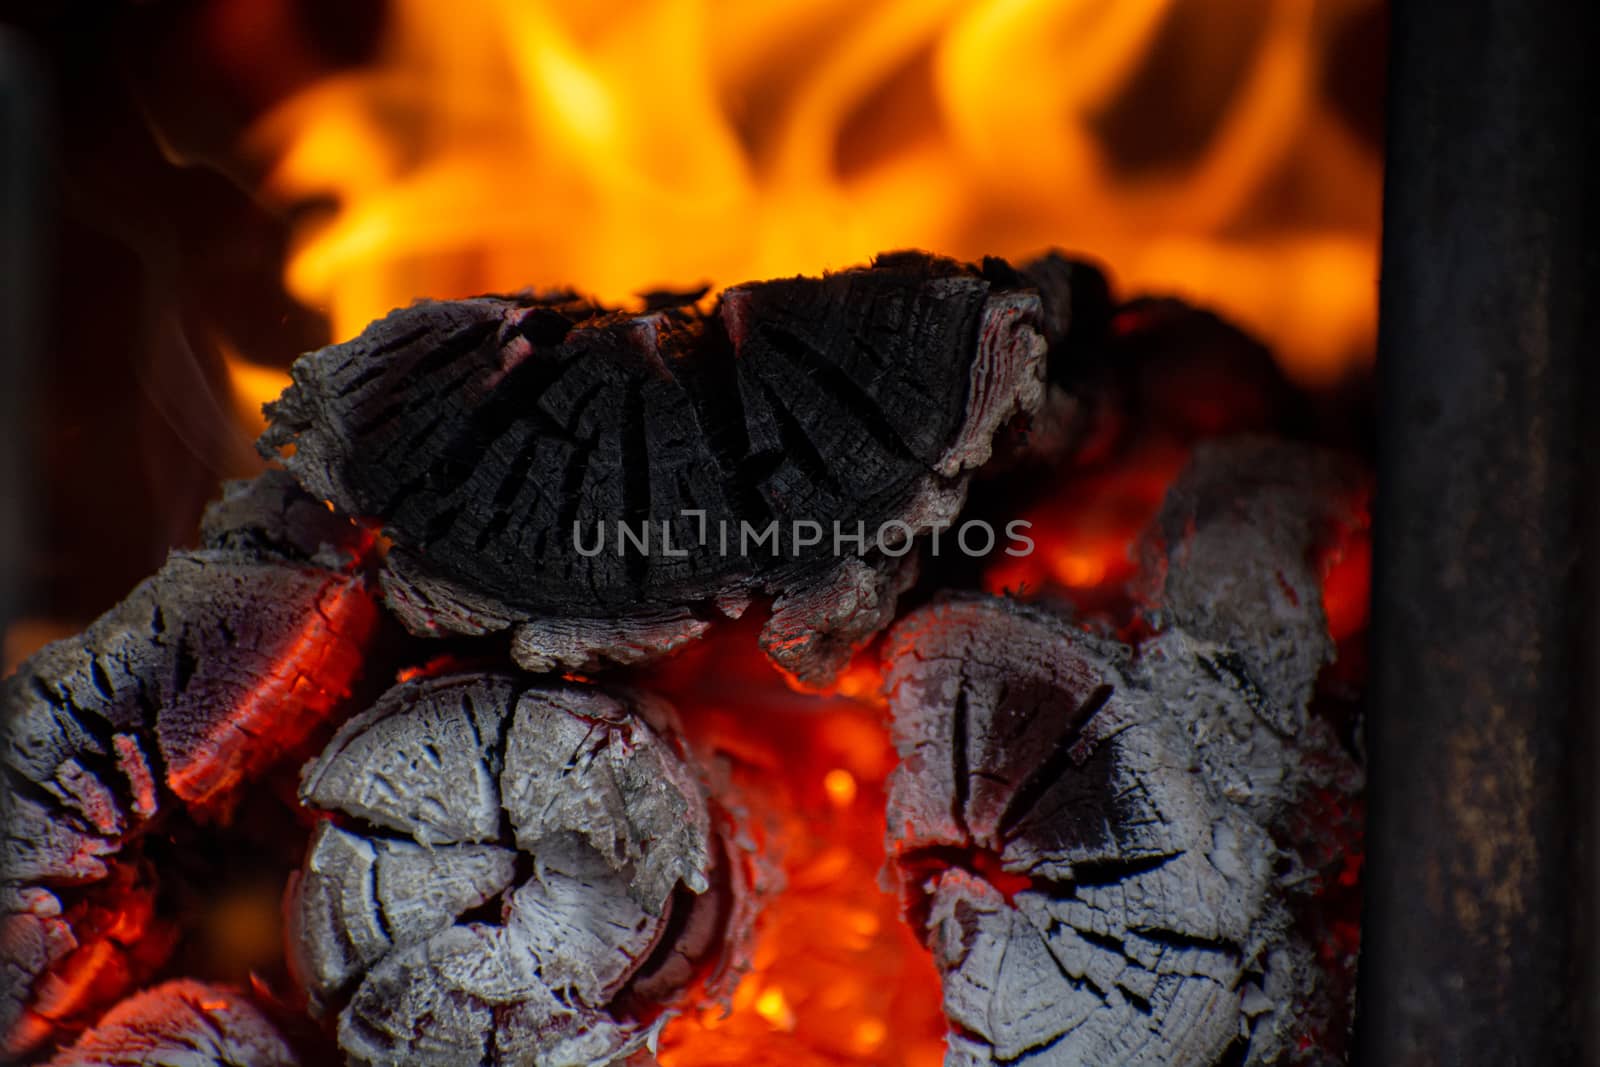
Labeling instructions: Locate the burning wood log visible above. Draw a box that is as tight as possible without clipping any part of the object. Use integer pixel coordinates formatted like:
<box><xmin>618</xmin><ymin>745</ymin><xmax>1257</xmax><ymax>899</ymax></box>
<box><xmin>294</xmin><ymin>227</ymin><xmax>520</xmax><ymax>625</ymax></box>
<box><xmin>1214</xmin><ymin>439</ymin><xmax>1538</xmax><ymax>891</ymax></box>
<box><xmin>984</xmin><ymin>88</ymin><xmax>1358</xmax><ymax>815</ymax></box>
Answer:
<box><xmin>43</xmin><ymin>979</ymin><xmax>296</xmax><ymax>1067</ymax></box>
<box><xmin>259</xmin><ymin>252</ymin><xmax>1083</xmax><ymax>686</ymax></box>
<box><xmin>884</xmin><ymin>441</ymin><xmax>1363</xmax><ymax>1066</ymax></box>
<box><xmin>287</xmin><ymin>672</ymin><xmax>747</xmax><ymax>1065</ymax></box>
<box><xmin>0</xmin><ymin>471</ymin><xmax>381</xmax><ymax>1053</ymax></box>
<box><xmin>2</xmin><ymin>243</ymin><xmax>1370</xmax><ymax>1065</ymax></box>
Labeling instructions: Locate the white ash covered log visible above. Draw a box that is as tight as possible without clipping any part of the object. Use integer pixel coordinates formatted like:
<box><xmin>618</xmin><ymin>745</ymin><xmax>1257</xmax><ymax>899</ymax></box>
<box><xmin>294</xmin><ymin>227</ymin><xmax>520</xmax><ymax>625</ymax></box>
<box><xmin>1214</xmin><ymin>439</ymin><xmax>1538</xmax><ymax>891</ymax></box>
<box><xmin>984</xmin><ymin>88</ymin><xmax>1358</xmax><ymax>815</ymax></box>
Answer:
<box><xmin>1140</xmin><ymin>436</ymin><xmax>1367</xmax><ymax>731</ymax></box>
<box><xmin>259</xmin><ymin>252</ymin><xmax>1091</xmax><ymax>686</ymax></box>
<box><xmin>287</xmin><ymin>672</ymin><xmax>747</xmax><ymax>1066</ymax></box>
<box><xmin>884</xmin><ymin>441</ymin><xmax>1363</xmax><ymax>1066</ymax></box>
<box><xmin>43</xmin><ymin>979</ymin><xmax>296</xmax><ymax>1067</ymax></box>
<box><xmin>0</xmin><ymin>472</ymin><xmax>381</xmax><ymax>1053</ymax></box>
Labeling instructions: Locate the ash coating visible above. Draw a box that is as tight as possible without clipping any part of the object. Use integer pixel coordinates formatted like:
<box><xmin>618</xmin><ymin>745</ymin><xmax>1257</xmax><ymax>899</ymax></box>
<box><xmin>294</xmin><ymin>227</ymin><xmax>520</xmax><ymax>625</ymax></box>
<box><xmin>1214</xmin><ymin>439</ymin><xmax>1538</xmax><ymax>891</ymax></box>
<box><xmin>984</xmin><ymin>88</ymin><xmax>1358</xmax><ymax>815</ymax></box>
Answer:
<box><xmin>884</xmin><ymin>441</ymin><xmax>1364</xmax><ymax>1066</ymax></box>
<box><xmin>43</xmin><ymin>979</ymin><xmax>296</xmax><ymax>1067</ymax></box>
<box><xmin>0</xmin><ymin>471</ymin><xmax>380</xmax><ymax>1054</ymax></box>
<box><xmin>288</xmin><ymin>672</ymin><xmax>744</xmax><ymax>1066</ymax></box>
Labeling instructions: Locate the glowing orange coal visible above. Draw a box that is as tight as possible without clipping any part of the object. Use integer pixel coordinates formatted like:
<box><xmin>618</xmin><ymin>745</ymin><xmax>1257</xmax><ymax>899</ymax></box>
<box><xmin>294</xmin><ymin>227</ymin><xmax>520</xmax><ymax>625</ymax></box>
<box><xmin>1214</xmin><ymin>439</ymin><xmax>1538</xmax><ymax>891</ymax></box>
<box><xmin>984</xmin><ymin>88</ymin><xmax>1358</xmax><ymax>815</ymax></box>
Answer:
<box><xmin>984</xmin><ymin>441</ymin><xmax>1191</xmax><ymax>615</ymax></box>
<box><xmin>229</xmin><ymin>0</ymin><xmax>1381</xmax><ymax>410</ymax></box>
<box><xmin>1319</xmin><ymin>484</ymin><xmax>1372</xmax><ymax>645</ymax></box>
<box><xmin>645</xmin><ymin>634</ymin><xmax>947</xmax><ymax>1067</ymax></box>
<box><xmin>165</xmin><ymin>575</ymin><xmax>378</xmax><ymax>810</ymax></box>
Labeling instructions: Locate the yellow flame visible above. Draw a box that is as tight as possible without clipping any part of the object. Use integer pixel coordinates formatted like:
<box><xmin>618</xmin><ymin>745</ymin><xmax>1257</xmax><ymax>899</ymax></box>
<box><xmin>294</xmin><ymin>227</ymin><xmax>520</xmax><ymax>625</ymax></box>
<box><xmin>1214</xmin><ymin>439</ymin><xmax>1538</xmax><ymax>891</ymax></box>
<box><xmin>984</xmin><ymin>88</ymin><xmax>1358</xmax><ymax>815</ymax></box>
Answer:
<box><xmin>221</xmin><ymin>347</ymin><xmax>292</xmax><ymax>438</ymax></box>
<box><xmin>243</xmin><ymin>0</ymin><xmax>1381</xmax><ymax>384</ymax></box>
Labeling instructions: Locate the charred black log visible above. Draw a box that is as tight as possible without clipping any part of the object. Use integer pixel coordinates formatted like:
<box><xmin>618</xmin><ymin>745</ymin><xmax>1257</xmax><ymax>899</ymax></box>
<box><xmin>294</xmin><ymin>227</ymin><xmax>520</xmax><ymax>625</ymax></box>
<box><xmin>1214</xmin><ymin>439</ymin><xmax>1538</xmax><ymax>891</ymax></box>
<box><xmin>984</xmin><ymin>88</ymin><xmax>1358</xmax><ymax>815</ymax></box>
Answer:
<box><xmin>43</xmin><ymin>979</ymin><xmax>296</xmax><ymax>1067</ymax></box>
<box><xmin>260</xmin><ymin>252</ymin><xmax>1082</xmax><ymax>685</ymax></box>
<box><xmin>883</xmin><ymin>441</ymin><xmax>1363</xmax><ymax>1066</ymax></box>
<box><xmin>287</xmin><ymin>673</ymin><xmax>747</xmax><ymax>1065</ymax></box>
<box><xmin>0</xmin><ymin>472</ymin><xmax>380</xmax><ymax>1052</ymax></box>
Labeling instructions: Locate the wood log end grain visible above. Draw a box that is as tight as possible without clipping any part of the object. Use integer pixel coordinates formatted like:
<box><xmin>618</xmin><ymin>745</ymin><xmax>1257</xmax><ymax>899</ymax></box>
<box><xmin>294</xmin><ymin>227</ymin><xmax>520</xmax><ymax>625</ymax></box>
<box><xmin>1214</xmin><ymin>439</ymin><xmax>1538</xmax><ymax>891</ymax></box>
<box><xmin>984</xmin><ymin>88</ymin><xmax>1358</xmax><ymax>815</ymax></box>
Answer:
<box><xmin>259</xmin><ymin>253</ymin><xmax>1082</xmax><ymax>686</ymax></box>
<box><xmin>913</xmin><ymin>429</ymin><xmax>1369</xmax><ymax>1061</ymax></box>
<box><xmin>882</xmin><ymin>584</ymin><xmax>1359</xmax><ymax>1062</ymax></box>
<box><xmin>289</xmin><ymin>673</ymin><xmax>747</xmax><ymax>1065</ymax></box>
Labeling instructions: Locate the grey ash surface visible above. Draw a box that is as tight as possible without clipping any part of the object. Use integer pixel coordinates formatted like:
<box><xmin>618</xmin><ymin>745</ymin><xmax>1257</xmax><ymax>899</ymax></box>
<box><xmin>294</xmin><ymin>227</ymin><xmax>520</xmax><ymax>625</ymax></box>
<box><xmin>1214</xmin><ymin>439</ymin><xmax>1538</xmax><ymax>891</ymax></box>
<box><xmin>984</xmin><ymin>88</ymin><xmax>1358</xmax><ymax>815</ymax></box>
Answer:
<box><xmin>288</xmin><ymin>672</ymin><xmax>737</xmax><ymax>1066</ymax></box>
<box><xmin>883</xmin><ymin>441</ymin><xmax>1363</xmax><ymax>1066</ymax></box>
<box><xmin>43</xmin><ymin>980</ymin><xmax>296</xmax><ymax>1067</ymax></box>
<box><xmin>0</xmin><ymin>472</ymin><xmax>378</xmax><ymax>1048</ymax></box>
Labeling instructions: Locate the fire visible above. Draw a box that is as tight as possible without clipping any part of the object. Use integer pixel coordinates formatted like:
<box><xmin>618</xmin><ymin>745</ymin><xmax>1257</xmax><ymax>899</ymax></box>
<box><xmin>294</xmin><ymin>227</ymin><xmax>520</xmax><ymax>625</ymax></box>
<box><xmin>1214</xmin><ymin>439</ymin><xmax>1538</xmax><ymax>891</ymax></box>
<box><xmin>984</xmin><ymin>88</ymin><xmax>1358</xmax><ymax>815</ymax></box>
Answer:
<box><xmin>239</xmin><ymin>0</ymin><xmax>1381</xmax><ymax>384</ymax></box>
<box><xmin>165</xmin><ymin>574</ymin><xmax>379</xmax><ymax>810</ymax></box>
<box><xmin>822</xmin><ymin>768</ymin><xmax>859</xmax><ymax>808</ymax></box>
<box><xmin>179</xmin><ymin>4</ymin><xmax>1383</xmax><ymax>1060</ymax></box>
<box><xmin>1320</xmin><ymin>485</ymin><xmax>1373</xmax><ymax>644</ymax></box>
<box><xmin>985</xmin><ymin>441</ymin><xmax>1190</xmax><ymax>611</ymax></box>
<box><xmin>643</xmin><ymin>632</ymin><xmax>947</xmax><ymax>1066</ymax></box>
<box><xmin>220</xmin><ymin>345</ymin><xmax>291</xmax><ymax>439</ymax></box>
<box><xmin>4</xmin><ymin>865</ymin><xmax>176</xmax><ymax>1059</ymax></box>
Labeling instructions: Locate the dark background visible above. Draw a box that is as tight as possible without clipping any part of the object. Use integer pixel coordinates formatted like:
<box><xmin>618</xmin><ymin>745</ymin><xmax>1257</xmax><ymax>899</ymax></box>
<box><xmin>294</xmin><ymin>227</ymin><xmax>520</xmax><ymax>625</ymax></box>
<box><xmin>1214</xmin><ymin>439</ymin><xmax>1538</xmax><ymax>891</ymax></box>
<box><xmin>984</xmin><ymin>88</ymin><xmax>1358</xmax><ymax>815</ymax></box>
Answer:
<box><xmin>0</xmin><ymin>2</ymin><xmax>385</xmax><ymax>662</ymax></box>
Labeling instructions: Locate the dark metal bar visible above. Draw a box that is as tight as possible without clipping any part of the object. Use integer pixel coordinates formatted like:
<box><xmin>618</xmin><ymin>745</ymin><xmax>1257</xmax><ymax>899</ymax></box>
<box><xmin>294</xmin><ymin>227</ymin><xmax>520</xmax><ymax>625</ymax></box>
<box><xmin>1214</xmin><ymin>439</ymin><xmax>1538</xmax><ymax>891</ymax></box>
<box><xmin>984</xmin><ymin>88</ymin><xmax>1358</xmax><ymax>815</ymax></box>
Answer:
<box><xmin>1360</xmin><ymin>0</ymin><xmax>1595</xmax><ymax>1062</ymax></box>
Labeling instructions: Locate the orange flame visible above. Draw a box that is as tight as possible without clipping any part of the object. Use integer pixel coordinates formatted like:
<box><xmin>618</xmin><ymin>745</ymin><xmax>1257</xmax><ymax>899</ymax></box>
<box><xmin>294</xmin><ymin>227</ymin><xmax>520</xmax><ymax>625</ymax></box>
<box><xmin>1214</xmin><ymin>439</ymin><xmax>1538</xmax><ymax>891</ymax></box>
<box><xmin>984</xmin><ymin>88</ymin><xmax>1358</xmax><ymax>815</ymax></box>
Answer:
<box><xmin>985</xmin><ymin>442</ymin><xmax>1190</xmax><ymax>608</ymax></box>
<box><xmin>629</xmin><ymin>616</ymin><xmax>947</xmax><ymax>1064</ymax></box>
<box><xmin>220</xmin><ymin>344</ymin><xmax>291</xmax><ymax>440</ymax></box>
<box><xmin>241</xmin><ymin>0</ymin><xmax>1381</xmax><ymax>384</ymax></box>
